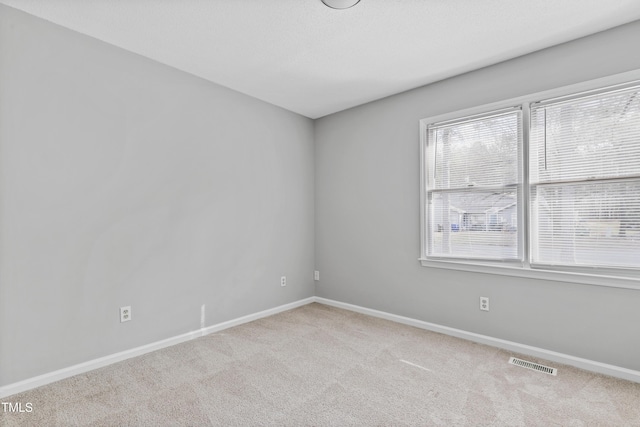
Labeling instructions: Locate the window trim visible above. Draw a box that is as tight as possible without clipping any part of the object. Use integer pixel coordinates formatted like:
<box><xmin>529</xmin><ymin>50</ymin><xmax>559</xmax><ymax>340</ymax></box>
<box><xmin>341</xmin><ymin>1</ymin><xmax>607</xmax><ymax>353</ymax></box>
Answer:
<box><xmin>419</xmin><ymin>69</ymin><xmax>640</xmax><ymax>290</ymax></box>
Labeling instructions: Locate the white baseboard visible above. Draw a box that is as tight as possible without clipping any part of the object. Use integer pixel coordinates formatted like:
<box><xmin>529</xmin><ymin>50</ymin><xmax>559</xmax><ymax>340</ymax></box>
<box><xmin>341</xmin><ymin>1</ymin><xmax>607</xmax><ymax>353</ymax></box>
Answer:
<box><xmin>0</xmin><ymin>297</ymin><xmax>315</xmax><ymax>399</ymax></box>
<box><xmin>313</xmin><ymin>297</ymin><xmax>640</xmax><ymax>384</ymax></box>
<box><xmin>198</xmin><ymin>297</ymin><xmax>314</xmax><ymax>336</ymax></box>
<box><xmin>2</xmin><ymin>294</ymin><xmax>638</xmax><ymax>398</ymax></box>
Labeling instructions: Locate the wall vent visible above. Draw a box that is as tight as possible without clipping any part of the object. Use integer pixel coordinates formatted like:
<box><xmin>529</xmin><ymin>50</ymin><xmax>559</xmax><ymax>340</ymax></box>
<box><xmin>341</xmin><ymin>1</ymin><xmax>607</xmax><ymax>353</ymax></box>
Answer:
<box><xmin>509</xmin><ymin>357</ymin><xmax>557</xmax><ymax>376</ymax></box>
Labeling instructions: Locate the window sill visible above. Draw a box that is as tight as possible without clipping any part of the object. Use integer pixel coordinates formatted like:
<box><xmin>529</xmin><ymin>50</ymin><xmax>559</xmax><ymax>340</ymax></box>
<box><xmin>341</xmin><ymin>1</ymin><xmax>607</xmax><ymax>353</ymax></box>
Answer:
<box><xmin>418</xmin><ymin>258</ymin><xmax>640</xmax><ymax>290</ymax></box>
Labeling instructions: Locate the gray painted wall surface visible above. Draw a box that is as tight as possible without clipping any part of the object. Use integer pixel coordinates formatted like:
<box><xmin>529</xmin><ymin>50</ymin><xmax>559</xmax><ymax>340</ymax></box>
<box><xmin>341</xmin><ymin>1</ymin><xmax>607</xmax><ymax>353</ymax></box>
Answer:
<box><xmin>0</xmin><ymin>6</ymin><xmax>315</xmax><ymax>385</ymax></box>
<box><xmin>315</xmin><ymin>21</ymin><xmax>640</xmax><ymax>371</ymax></box>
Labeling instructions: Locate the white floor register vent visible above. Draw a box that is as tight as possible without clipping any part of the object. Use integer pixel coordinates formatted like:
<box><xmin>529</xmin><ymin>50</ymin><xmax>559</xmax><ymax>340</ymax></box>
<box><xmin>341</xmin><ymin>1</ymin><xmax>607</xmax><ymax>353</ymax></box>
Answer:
<box><xmin>508</xmin><ymin>357</ymin><xmax>558</xmax><ymax>376</ymax></box>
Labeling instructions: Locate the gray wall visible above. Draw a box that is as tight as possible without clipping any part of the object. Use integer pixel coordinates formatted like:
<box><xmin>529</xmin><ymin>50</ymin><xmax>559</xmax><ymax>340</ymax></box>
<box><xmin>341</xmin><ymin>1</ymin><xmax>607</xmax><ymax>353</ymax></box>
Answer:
<box><xmin>315</xmin><ymin>21</ymin><xmax>640</xmax><ymax>371</ymax></box>
<box><xmin>0</xmin><ymin>5</ymin><xmax>315</xmax><ymax>386</ymax></box>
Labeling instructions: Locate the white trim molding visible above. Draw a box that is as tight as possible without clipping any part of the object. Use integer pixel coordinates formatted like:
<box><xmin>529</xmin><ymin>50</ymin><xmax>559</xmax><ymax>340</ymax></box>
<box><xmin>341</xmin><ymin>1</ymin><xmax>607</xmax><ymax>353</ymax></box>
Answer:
<box><xmin>0</xmin><ymin>297</ymin><xmax>315</xmax><ymax>399</ymax></box>
<box><xmin>2</xmin><ymin>295</ymin><xmax>638</xmax><ymax>398</ymax></box>
<box><xmin>314</xmin><ymin>297</ymin><xmax>640</xmax><ymax>384</ymax></box>
<box><xmin>419</xmin><ymin>258</ymin><xmax>640</xmax><ymax>290</ymax></box>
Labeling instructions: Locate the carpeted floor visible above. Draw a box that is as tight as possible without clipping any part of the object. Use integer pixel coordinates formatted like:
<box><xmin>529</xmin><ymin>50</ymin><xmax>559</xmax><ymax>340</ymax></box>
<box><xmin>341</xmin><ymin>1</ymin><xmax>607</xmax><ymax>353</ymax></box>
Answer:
<box><xmin>2</xmin><ymin>302</ymin><xmax>640</xmax><ymax>426</ymax></box>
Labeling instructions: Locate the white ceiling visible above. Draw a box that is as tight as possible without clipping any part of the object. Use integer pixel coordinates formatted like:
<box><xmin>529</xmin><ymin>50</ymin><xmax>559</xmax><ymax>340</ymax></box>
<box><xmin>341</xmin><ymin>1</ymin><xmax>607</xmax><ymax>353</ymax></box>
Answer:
<box><xmin>2</xmin><ymin>1</ymin><xmax>640</xmax><ymax>118</ymax></box>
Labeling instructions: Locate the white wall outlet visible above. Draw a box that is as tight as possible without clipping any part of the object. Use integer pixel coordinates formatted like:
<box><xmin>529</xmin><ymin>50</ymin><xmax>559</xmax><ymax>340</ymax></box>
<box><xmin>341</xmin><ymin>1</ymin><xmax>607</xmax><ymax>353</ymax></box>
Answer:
<box><xmin>281</xmin><ymin>276</ymin><xmax>286</xmax><ymax>287</ymax></box>
<box><xmin>200</xmin><ymin>304</ymin><xmax>206</xmax><ymax>328</ymax></box>
<box><xmin>314</xmin><ymin>270</ymin><xmax>320</xmax><ymax>281</ymax></box>
<box><xmin>120</xmin><ymin>306</ymin><xmax>131</xmax><ymax>322</ymax></box>
<box><xmin>480</xmin><ymin>297</ymin><xmax>489</xmax><ymax>312</ymax></box>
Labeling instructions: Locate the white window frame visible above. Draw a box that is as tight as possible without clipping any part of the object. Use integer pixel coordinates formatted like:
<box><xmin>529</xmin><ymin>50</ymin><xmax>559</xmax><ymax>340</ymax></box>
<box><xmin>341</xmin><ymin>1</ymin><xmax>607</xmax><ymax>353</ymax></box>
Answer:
<box><xmin>419</xmin><ymin>70</ymin><xmax>640</xmax><ymax>290</ymax></box>
<box><xmin>424</xmin><ymin>107</ymin><xmax>525</xmax><ymax>263</ymax></box>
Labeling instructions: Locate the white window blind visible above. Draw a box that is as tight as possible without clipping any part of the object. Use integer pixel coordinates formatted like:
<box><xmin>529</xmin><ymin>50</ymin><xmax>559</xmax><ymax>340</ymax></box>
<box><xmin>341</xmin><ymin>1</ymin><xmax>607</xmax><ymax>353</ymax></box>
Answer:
<box><xmin>426</xmin><ymin>109</ymin><xmax>522</xmax><ymax>260</ymax></box>
<box><xmin>530</xmin><ymin>85</ymin><xmax>640</xmax><ymax>269</ymax></box>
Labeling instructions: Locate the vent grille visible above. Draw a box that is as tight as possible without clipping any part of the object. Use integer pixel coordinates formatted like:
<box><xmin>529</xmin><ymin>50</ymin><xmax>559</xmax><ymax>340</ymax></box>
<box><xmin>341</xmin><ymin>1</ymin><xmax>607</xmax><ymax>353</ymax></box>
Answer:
<box><xmin>509</xmin><ymin>357</ymin><xmax>557</xmax><ymax>376</ymax></box>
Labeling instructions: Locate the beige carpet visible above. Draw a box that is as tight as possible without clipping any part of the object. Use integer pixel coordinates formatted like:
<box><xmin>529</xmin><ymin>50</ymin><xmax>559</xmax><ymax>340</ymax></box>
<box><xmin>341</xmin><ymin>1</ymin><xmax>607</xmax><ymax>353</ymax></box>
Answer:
<box><xmin>2</xmin><ymin>302</ymin><xmax>639</xmax><ymax>426</ymax></box>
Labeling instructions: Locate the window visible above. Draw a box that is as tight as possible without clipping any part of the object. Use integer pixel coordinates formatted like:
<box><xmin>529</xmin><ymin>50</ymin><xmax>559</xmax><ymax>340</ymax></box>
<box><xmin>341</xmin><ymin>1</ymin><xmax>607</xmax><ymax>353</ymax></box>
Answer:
<box><xmin>425</xmin><ymin>109</ymin><xmax>522</xmax><ymax>261</ymax></box>
<box><xmin>530</xmin><ymin>87</ymin><xmax>640</xmax><ymax>270</ymax></box>
<box><xmin>420</xmin><ymin>76</ymin><xmax>640</xmax><ymax>286</ymax></box>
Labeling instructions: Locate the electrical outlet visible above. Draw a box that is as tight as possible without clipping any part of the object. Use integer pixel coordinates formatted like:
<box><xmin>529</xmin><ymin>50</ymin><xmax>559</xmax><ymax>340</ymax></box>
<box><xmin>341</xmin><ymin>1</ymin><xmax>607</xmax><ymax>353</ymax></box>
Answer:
<box><xmin>281</xmin><ymin>276</ymin><xmax>286</xmax><ymax>287</ymax></box>
<box><xmin>314</xmin><ymin>270</ymin><xmax>320</xmax><ymax>281</ymax></box>
<box><xmin>480</xmin><ymin>297</ymin><xmax>489</xmax><ymax>312</ymax></box>
<box><xmin>120</xmin><ymin>306</ymin><xmax>131</xmax><ymax>323</ymax></box>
